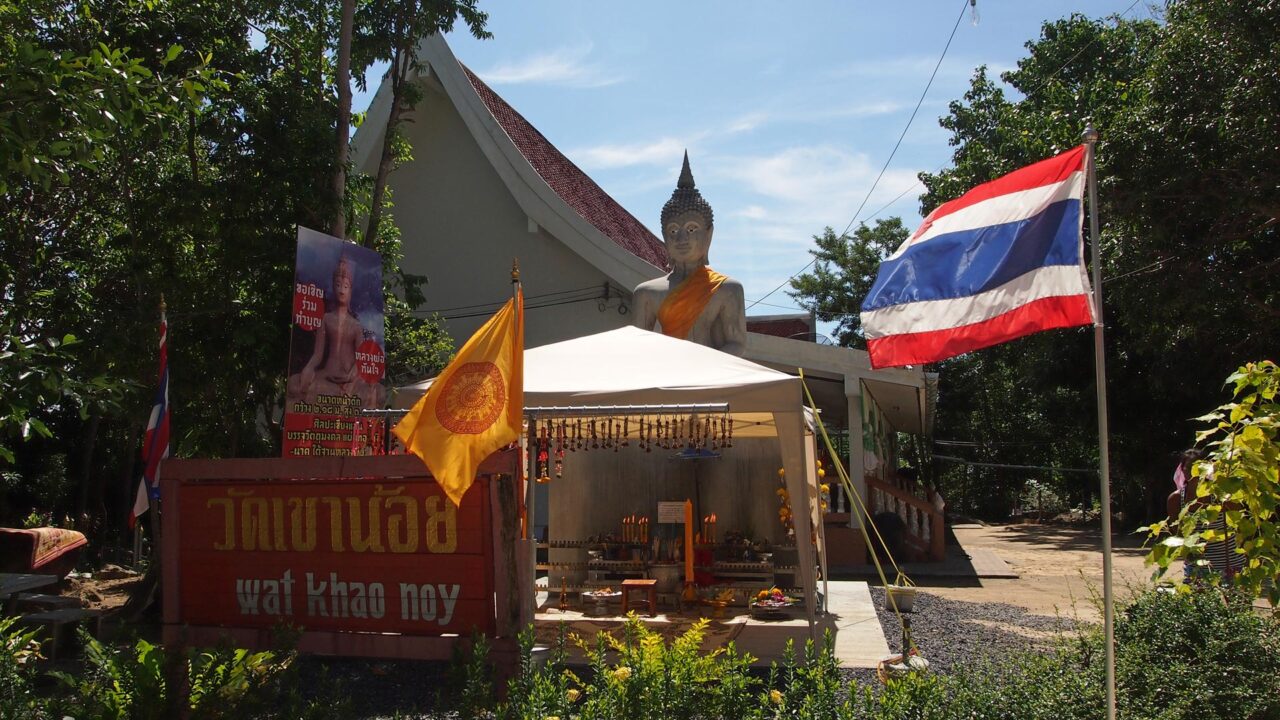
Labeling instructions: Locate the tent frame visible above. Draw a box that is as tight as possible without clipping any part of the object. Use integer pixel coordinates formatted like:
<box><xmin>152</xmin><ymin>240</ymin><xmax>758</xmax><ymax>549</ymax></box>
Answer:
<box><xmin>519</xmin><ymin>402</ymin><xmax>823</xmax><ymax>634</ymax></box>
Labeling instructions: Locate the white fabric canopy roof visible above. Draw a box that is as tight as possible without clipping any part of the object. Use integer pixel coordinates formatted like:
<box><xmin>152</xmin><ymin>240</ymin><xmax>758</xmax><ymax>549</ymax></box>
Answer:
<box><xmin>395</xmin><ymin>326</ymin><xmax>823</xmax><ymax>627</ymax></box>
<box><xmin>397</xmin><ymin>326</ymin><xmax>800</xmax><ymax>414</ymax></box>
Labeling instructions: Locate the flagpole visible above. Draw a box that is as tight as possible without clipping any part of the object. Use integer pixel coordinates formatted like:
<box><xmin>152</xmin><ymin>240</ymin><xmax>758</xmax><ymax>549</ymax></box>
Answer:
<box><xmin>513</xmin><ymin>259</ymin><xmax>536</xmax><ymax>627</ymax></box>
<box><xmin>1083</xmin><ymin>126</ymin><xmax>1116</xmax><ymax>720</ymax></box>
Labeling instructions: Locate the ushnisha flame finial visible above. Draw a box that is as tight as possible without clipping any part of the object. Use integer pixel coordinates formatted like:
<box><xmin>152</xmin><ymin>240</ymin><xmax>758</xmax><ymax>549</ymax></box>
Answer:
<box><xmin>661</xmin><ymin>150</ymin><xmax>714</xmax><ymax>229</ymax></box>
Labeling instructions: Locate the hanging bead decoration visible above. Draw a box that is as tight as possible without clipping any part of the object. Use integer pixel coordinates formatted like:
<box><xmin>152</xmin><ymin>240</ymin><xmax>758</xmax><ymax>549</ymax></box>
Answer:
<box><xmin>532</xmin><ymin>409</ymin><xmax>733</xmax><ymax>459</ymax></box>
<box><xmin>535</xmin><ymin>421</ymin><xmax>551</xmax><ymax>483</ymax></box>
<box><xmin>554</xmin><ymin>420</ymin><xmax>565</xmax><ymax>478</ymax></box>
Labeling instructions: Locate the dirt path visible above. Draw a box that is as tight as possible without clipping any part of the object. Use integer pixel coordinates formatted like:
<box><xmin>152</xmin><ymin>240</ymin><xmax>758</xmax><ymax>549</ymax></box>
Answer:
<box><xmin>922</xmin><ymin>522</ymin><xmax>1159</xmax><ymax>623</ymax></box>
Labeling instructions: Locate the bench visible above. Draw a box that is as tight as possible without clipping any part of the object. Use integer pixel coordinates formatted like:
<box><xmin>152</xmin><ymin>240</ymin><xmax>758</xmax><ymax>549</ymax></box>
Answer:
<box><xmin>16</xmin><ymin>608</ymin><xmax>102</xmax><ymax>661</ymax></box>
<box><xmin>14</xmin><ymin>593</ymin><xmax>81</xmax><ymax>612</ymax></box>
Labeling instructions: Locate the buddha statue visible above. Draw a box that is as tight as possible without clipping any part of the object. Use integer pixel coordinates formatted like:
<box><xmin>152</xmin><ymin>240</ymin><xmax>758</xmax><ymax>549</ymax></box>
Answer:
<box><xmin>633</xmin><ymin>152</ymin><xmax>747</xmax><ymax>356</ymax></box>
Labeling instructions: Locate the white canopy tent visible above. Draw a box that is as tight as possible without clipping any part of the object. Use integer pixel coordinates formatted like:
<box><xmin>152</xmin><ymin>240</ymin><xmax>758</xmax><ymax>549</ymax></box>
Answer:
<box><xmin>395</xmin><ymin>326</ymin><xmax>824</xmax><ymax>629</ymax></box>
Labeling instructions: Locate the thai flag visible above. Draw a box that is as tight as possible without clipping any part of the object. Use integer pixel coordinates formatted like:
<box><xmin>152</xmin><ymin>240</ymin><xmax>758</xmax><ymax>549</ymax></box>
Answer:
<box><xmin>860</xmin><ymin>146</ymin><xmax>1095</xmax><ymax>369</ymax></box>
<box><xmin>129</xmin><ymin>311</ymin><xmax>170</xmax><ymax>528</ymax></box>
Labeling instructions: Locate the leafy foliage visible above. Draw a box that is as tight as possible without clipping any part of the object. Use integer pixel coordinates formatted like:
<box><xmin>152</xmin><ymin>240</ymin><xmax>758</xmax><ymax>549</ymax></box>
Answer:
<box><xmin>0</xmin><ymin>616</ymin><xmax>44</xmax><ymax>720</ymax></box>
<box><xmin>1145</xmin><ymin>361</ymin><xmax>1280</xmax><ymax>605</ymax></box>
<box><xmin>46</xmin><ymin>631</ymin><xmax>348</xmax><ymax>720</ymax></box>
<box><xmin>497</xmin><ymin>616</ymin><xmax>762</xmax><ymax>720</ymax></box>
<box><xmin>0</xmin><ymin>0</ymin><xmax>456</xmax><ymax>538</ymax></box>
<box><xmin>852</xmin><ymin>589</ymin><xmax>1280</xmax><ymax>720</ymax></box>
<box><xmin>788</xmin><ymin>220</ymin><xmax>909</xmax><ymax>348</ymax></box>
<box><xmin>791</xmin><ymin>1</ymin><xmax>1280</xmax><ymax>523</ymax></box>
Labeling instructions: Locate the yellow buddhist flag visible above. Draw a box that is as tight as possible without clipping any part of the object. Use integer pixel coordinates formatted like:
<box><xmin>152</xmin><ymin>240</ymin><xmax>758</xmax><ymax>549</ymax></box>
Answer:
<box><xmin>393</xmin><ymin>289</ymin><xmax>523</xmax><ymax>506</ymax></box>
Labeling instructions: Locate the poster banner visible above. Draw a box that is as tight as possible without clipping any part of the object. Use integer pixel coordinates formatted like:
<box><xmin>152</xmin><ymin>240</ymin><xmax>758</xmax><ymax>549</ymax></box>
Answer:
<box><xmin>283</xmin><ymin>227</ymin><xmax>386</xmax><ymax>457</ymax></box>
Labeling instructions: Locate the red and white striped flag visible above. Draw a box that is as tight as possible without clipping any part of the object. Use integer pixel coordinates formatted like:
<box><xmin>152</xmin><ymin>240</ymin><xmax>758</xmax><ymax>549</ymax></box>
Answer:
<box><xmin>860</xmin><ymin>146</ymin><xmax>1095</xmax><ymax>368</ymax></box>
<box><xmin>129</xmin><ymin>309</ymin><xmax>170</xmax><ymax>528</ymax></box>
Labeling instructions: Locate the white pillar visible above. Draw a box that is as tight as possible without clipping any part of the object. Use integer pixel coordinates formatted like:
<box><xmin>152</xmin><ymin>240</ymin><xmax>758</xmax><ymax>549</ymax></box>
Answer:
<box><xmin>845</xmin><ymin>381</ymin><xmax>866</xmax><ymax>529</ymax></box>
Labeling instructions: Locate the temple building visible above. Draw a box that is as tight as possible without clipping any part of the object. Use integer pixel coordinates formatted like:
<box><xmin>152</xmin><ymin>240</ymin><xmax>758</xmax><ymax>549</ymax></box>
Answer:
<box><xmin>352</xmin><ymin>34</ymin><xmax>938</xmax><ymax>569</ymax></box>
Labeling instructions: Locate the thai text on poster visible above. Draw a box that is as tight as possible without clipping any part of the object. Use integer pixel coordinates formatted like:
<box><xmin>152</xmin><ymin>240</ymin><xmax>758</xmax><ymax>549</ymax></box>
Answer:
<box><xmin>283</xmin><ymin>227</ymin><xmax>386</xmax><ymax>457</ymax></box>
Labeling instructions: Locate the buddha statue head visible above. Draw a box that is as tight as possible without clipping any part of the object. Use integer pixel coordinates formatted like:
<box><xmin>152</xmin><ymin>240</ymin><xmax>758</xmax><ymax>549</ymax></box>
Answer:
<box><xmin>661</xmin><ymin>152</ymin><xmax>715</xmax><ymax>268</ymax></box>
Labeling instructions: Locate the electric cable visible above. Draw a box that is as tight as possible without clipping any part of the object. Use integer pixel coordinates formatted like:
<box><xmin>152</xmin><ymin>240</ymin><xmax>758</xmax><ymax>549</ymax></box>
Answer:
<box><xmin>748</xmin><ymin>0</ymin><xmax>1150</xmax><ymax>312</ymax></box>
<box><xmin>747</xmin><ymin>0</ymin><xmax>971</xmax><ymax>311</ymax></box>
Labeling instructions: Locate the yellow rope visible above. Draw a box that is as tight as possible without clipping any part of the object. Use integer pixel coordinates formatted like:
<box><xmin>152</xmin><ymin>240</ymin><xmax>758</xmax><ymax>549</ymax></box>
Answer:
<box><xmin>801</xmin><ymin>372</ymin><xmax>918</xmax><ymax>654</ymax></box>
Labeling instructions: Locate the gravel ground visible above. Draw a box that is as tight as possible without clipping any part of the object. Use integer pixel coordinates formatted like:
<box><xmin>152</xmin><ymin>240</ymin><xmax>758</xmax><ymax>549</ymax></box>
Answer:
<box><xmin>840</xmin><ymin>586</ymin><xmax>1082</xmax><ymax>685</ymax></box>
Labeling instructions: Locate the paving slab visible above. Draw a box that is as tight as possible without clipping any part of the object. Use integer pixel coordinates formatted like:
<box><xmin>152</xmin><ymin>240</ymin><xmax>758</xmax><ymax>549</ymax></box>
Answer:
<box><xmin>732</xmin><ymin>580</ymin><xmax>888</xmax><ymax>668</ymax></box>
<box><xmin>831</xmin><ymin>534</ymin><xmax>1018</xmax><ymax>579</ymax></box>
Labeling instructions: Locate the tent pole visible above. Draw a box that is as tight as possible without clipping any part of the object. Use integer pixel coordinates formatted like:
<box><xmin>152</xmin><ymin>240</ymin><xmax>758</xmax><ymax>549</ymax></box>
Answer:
<box><xmin>1083</xmin><ymin>126</ymin><xmax>1116</xmax><ymax>720</ymax></box>
<box><xmin>779</xmin><ymin>410</ymin><xmax>818</xmax><ymax>637</ymax></box>
<box><xmin>524</xmin><ymin>412</ymin><xmax>538</xmax><ymax>626</ymax></box>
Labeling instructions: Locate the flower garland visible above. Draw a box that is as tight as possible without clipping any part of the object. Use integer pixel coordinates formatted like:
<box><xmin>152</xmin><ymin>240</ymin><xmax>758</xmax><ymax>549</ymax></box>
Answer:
<box><xmin>776</xmin><ymin>460</ymin><xmax>833</xmax><ymax>535</ymax></box>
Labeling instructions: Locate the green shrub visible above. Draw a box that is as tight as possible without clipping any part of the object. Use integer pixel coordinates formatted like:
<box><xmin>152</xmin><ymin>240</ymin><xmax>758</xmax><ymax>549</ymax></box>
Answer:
<box><xmin>0</xmin><ymin>616</ymin><xmax>46</xmax><ymax>720</ymax></box>
<box><xmin>1115</xmin><ymin>589</ymin><xmax>1280</xmax><ymax>720</ymax></box>
<box><xmin>51</xmin><ymin>631</ymin><xmax>350</xmax><ymax>720</ymax></box>
<box><xmin>851</xmin><ymin>589</ymin><xmax>1279</xmax><ymax>720</ymax></box>
<box><xmin>499</xmin><ymin>615</ymin><xmax>761</xmax><ymax>720</ymax></box>
<box><xmin>767</xmin><ymin>634</ymin><xmax>847</xmax><ymax>719</ymax></box>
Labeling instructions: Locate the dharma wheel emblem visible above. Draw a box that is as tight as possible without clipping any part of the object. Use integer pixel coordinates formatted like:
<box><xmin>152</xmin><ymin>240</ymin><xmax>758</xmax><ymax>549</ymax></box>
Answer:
<box><xmin>435</xmin><ymin>362</ymin><xmax>506</xmax><ymax>434</ymax></box>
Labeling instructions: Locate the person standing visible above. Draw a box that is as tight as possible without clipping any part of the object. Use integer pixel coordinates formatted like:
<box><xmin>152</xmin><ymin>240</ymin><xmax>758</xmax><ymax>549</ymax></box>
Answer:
<box><xmin>1167</xmin><ymin>449</ymin><xmax>1244</xmax><ymax>582</ymax></box>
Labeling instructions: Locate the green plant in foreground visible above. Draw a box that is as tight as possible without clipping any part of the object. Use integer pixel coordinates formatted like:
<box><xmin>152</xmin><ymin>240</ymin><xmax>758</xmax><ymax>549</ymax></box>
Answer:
<box><xmin>1</xmin><ymin>616</ymin><xmax>46</xmax><ymax>720</ymax></box>
<box><xmin>50</xmin><ymin>631</ymin><xmax>348</xmax><ymax>720</ymax></box>
<box><xmin>1145</xmin><ymin>360</ymin><xmax>1280</xmax><ymax>605</ymax></box>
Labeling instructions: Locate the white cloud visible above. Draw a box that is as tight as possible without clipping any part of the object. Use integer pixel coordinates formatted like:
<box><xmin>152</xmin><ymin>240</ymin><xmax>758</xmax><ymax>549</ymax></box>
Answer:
<box><xmin>705</xmin><ymin>145</ymin><xmax>924</xmax><ymax>302</ymax></box>
<box><xmin>725</xmin><ymin>145</ymin><xmax>917</xmax><ymax>209</ymax></box>
<box><xmin>817</xmin><ymin>100</ymin><xmax>903</xmax><ymax>119</ymax></box>
<box><xmin>567</xmin><ymin>137</ymin><xmax>692</xmax><ymax>170</ymax></box>
<box><xmin>725</xmin><ymin>112</ymin><xmax>769</xmax><ymax>134</ymax></box>
<box><xmin>474</xmin><ymin>45</ymin><xmax>622</xmax><ymax>88</ymax></box>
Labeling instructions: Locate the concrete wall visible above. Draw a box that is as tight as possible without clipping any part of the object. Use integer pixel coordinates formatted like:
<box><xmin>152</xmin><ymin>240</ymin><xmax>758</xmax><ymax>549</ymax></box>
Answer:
<box><xmin>387</xmin><ymin>81</ymin><xmax>638</xmax><ymax>351</ymax></box>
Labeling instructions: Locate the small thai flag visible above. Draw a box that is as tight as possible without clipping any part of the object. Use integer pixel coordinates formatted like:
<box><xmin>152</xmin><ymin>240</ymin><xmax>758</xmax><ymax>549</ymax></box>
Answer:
<box><xmin>129</xmin><ymin>310</ymin><xmax>170</xmax><ymax>528</ymax></box>
<box><xmin>861</xmin><ymin>146</ymin><xmax>1095</xmax><ymax>369</ymax></box>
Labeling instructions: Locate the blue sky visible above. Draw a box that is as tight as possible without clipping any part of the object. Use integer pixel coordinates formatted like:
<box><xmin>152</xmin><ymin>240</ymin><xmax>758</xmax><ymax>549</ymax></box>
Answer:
<box><xmin>359</xmin><ymin>0</ymin><xmax>1153</xmax><ymax>329</ymax></box>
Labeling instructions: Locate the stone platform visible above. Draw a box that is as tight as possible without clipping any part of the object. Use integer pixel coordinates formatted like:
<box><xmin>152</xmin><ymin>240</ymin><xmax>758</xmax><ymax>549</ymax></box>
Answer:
<box><xmin>533</xmin><ymin>580</ymin><xmax>888</xmax><ymax>668</ymax></box>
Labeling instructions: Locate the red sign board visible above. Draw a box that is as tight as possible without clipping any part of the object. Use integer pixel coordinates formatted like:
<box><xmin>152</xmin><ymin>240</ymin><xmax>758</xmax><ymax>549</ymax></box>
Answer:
<box><xmin>162</xmin><ymin>455</ymin><xmax>513</xmax><ymax>655</ymax></box>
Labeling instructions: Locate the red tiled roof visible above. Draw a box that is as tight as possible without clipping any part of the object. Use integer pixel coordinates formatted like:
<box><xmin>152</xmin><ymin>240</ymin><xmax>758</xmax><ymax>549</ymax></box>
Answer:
<box><xmin>463</xmin><ymin>67</ymin><xmax>669</xmax><ymax>271</ymax></box>
<box><xmin>747</xmin><ymin>317</ymin><xmax>814</xmax><ymax>342</ymax></box>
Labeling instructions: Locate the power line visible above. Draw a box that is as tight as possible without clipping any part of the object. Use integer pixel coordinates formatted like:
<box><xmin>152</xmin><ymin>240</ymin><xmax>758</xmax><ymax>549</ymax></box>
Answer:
<box><xmin>409</xmin><ymin>281</ymin><xmax>624</xmax><ymax>315</ymax></box>
<box><xmin>934</xmin><ymin>439</ymin><xmax>1058</xmax><ymax>447</ymax></box>
<box><xmin>749</xmin><ymin>0</ymin><xmax>1150</xmax><ymax>313</ymax></box>
<box><xmin>934</xmin><ymin>454</ymin><xmax>1095</xmax><ymax>474</ymax></box>
<box><xmin>747</xmin><ymin>0</ymin><xmax>971</xmax><ymax>311</ymax></box>
<box><xmin>411</xmin><ymin>286</ymin><xmax>628</xmax><ymax>321</ymax></box>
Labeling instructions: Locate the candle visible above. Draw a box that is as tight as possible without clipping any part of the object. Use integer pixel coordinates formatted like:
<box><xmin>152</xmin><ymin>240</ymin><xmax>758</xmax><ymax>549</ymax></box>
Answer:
<box><xmin>684</xmin><ymin>500</ymin><xmax>694</xmax><ymax>584</ymax></box>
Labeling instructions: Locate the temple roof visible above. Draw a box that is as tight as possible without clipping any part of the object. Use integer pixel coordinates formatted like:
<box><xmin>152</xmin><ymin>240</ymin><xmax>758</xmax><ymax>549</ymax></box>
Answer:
<box><xmin>462</xmin><ymin>68</ymin><xmax>669</xmax><ymax>271</ymax></box>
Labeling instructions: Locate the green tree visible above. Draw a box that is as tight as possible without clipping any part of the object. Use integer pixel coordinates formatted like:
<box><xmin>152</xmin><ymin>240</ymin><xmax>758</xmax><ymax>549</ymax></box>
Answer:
<box><xmin>0</xmin><ymin>0</ymin><xmax>456</xmax><ymax>539</ymax></box>
<box><xmin>917</xmin><ymin>3</ymin><xmax>1277</xmax><ymax>521</ymax></box>
<box><xmin>787</xmin><ymin>219</ymin><xmax>908</xmax><ymax>348</ymax></box>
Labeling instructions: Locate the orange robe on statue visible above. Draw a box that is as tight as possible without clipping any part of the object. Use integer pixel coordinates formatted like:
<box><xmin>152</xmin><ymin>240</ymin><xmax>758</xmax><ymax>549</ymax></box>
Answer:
<box><xmin>657</xmin><ymin>266</ymin><xmax>727</xmax><ymax>340</ymax></box>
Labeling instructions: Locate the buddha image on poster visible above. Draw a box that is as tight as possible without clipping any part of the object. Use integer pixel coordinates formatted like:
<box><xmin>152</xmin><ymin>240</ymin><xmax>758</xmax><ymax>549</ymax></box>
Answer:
<box><xmin>283</xmin><ymin>227</ymin><xmax>386</xmax><ymax>457</ymax></box>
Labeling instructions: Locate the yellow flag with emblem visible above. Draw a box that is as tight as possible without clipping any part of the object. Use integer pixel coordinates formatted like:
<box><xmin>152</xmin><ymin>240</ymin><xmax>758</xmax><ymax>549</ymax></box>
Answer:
<box><xmin>393</xmin><ymin>289</ymin><xmax>523</xmax><ymax>506</ymax></box>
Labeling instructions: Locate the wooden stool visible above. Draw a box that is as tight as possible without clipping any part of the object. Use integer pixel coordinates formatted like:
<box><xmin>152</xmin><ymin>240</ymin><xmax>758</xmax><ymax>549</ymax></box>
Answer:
<box><xmin>621</xmin><ymin>579</ymin><xmax>658</xmax><ymax>617</ymax></box>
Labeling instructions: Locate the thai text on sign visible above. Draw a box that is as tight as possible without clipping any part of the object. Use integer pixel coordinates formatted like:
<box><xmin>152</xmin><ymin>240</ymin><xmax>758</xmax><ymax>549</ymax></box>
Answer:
<box><xmin>173</xmin><ymin>476</ymin><xmax>494</xmax><ymax>636</ymax></box>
